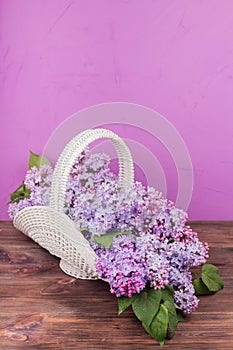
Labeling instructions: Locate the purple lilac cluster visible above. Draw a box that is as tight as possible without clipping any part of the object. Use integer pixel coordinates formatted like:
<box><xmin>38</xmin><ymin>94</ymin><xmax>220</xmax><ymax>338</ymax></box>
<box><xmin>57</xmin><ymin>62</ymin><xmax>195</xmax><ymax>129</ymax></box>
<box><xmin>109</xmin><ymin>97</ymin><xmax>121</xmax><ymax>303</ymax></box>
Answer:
<box><xmin>96</xmin><ymin>235</ymin><xmax>147</xmax><ymax>298</ymax></box>
<box><xmin>8</xmin><ymin>165</ymin><xmax>53</xmax><ymax>217</ymax></box>
<box><xmin>8</xmin><ymin>149</ymin><xmax>209</xmax><ymax>314</ymax></box>
<box><xmin>96</xmin><ymin>228</ymin><xmax>208</xmax><ymax>313</ymax></box>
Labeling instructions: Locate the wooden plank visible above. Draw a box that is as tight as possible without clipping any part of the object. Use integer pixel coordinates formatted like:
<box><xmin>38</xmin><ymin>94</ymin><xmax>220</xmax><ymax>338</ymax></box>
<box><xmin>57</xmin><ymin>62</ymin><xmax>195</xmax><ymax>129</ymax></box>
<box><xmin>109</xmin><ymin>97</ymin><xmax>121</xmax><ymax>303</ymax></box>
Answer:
<box><xmin>0</xmin><ymin>221</ymin><xmax>233</xmax><ymax>349</ymax></box>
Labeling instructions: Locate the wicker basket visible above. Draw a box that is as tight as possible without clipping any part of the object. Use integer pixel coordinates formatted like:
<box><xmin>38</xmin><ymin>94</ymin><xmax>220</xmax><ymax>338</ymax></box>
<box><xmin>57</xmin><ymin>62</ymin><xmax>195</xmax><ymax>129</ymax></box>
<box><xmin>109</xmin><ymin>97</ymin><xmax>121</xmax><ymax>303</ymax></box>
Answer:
<box><xmin>13</xmin><ymin>128</ymin><xmax>134</xmax><ymax>280</ymax></box>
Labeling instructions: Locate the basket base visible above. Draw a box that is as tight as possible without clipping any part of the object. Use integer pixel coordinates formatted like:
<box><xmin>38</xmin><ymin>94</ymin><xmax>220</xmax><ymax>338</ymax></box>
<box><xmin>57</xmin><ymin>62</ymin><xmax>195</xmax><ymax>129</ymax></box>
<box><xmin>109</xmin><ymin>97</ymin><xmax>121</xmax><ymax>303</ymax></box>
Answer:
<box><xmin>59</xmin><ymin>259</ymin><xmax>99</xmax><ymax>280</ymax></box>
<box><xmin>13</xmin><ymin>206</ymin><xmax>99</xmax><ymax>280</ymax></box>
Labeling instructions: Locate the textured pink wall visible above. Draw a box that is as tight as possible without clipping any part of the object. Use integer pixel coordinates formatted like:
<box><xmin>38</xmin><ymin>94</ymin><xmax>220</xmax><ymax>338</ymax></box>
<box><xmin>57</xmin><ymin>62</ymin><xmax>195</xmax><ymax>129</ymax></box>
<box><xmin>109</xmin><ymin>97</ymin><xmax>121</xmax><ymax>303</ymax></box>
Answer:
<box><xmin>0</xmin><ymin>0</ymin><xmax>233</xmax><ymax>220</ymax></box>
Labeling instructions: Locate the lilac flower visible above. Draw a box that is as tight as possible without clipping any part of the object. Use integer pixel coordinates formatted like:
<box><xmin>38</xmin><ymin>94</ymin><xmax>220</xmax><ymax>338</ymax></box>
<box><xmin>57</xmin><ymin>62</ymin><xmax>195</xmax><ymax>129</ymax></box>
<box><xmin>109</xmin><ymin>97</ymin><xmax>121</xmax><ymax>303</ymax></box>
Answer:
<box><xmin>8</xmin><ymin>165</ymin><xmax>52</xmax><ymax>218</ymax></box>
<box><xmin>96</xmin><ymin>235</ymin><xmax>147</xmax><ymax>297</ymax></box>
<box><xmin>174</xmin><ymin>283</ymin><xmax>199</xmax><ymax>314</ymax></box>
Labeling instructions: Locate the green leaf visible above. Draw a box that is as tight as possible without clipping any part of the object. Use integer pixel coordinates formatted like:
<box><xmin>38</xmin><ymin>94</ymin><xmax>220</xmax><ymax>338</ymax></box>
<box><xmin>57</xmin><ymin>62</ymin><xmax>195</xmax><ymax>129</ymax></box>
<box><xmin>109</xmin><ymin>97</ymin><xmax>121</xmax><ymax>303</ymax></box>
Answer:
<box><xmin>161</xmin><ymin>286</ymin><xmax>174</xmax><ymax>303</ymax></box>
<box><xmin>150</xmin><ymin>304</ymin><xmax>169</xmax><ymax>346</ymax></box>
<box><xmin>80</xmin><ymin>227</ymin><xmax>89</xmax><ymax>232</ymax></box>
<box><xmin>142</xmin><ymin>322</ymin><xmax>154</xmax><ymax>338</ymax></box>
<box><xmin>92</xmin><ymin>231</ymin><xmax>132</xmax><ymax>249</ymax></box>
<box><xmin>118</xmin><ymin>295</ymin><xmax>136</xmax><ymax>315</ymax></box>
<box><xmin>132</xmin><ymin>289</ymin><xmax>162</xmax><ymax>327</ymax></box>
<box><xmin>9</xmin><ymin>182</ymin><xmax>31</xmax><ymax>203</ymax></box>
<box><xmin>176</xmin><ymin>309</ymin><xmax>186</xmax><ymax>322</ymax></box>
<box><xmin>163</xmin><ymin>300</ymin><xmax>178</xmax><ymax>338</ymax></box>
<box><xmin>201</xmin><ymin>264</ymin><xmax>224</xmax><ymax>292</ymax></box>
<box><xmin>10</xmin><ymin>183</ymin><xmax>25</xmax><ymax>201</ymax></box>
<box><xmin>193</xmin><ymin>278</ymin><xmax>214</xmax><ymax>296</ymax></box>
<box><xmin>29</xmin><ymin>151</ymin><xmax>50</xmax><ymax>169</ymax></box>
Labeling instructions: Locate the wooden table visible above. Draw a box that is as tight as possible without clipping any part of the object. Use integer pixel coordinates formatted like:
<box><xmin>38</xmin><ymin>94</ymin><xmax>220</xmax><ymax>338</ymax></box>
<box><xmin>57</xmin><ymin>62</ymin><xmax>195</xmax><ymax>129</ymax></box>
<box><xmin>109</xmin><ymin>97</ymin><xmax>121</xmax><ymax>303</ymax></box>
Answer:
<box><xmin>0</xmin><ymin>221</ymin><xmax>233</xmax><ymax>350</ymax></box>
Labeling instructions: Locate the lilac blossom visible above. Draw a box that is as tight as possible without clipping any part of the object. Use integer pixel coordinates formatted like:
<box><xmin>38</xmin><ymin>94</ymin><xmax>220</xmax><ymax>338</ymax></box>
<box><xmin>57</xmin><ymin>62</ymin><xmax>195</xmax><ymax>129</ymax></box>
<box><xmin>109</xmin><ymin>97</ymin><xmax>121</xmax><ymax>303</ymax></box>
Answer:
<box><xmin>174</xmin><ymin>283</ymin><xmax>199</xmax><ymax>314</ymax></box>
<box><xmin>96</xmin><ymin>235</ymin><xmax>147</xmax><ymax>297</ymax></box>
<box><xmin>8</xmin><ymin>165</ymin><xmax>52</xmax><ymax>217</ymax></box>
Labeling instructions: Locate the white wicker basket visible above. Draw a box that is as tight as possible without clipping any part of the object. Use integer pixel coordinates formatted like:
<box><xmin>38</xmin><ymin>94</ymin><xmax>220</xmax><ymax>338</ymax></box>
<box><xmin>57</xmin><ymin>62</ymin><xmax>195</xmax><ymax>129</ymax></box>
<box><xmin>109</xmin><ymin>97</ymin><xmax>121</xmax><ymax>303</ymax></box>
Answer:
<box><xmin>13</xmin><ymin>128</ymin><xmax>134</xmax><ymax>280</ymax></box>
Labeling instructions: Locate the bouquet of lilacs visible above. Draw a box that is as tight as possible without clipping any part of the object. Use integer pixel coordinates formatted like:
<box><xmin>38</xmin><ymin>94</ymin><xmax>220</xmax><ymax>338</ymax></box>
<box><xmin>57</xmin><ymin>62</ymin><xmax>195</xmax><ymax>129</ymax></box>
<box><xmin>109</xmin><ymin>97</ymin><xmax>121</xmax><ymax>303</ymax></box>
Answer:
<box><xmin>9</xmin><ymin>150</ymin><xmax>224</xmax><ymax>346</ymax></box>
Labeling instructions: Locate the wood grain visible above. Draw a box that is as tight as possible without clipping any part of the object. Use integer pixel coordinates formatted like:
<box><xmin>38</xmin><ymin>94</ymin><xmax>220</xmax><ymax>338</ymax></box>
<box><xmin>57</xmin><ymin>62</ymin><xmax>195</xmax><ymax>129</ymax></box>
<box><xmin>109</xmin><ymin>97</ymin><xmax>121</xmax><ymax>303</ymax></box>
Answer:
<box><xmin>0</xmin><ymin>221</ymin><xmax>233</xmax><ymax>350</ymax></box>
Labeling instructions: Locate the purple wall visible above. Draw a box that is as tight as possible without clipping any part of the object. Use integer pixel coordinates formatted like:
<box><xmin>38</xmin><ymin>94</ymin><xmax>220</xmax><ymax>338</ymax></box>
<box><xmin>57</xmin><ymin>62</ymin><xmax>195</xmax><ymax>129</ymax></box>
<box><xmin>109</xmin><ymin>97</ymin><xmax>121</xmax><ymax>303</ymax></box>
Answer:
<box><xmin>0</xmin><ymin>0</ymin><xmax>233</xmax><ymax>220</ymax></box>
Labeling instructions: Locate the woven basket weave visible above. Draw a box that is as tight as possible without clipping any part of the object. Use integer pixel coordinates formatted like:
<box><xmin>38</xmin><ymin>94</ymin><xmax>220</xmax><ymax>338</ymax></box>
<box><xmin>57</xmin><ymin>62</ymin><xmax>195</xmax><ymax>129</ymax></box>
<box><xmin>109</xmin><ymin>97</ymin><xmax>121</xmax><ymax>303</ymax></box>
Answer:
<box><xmin>13</xmin><ymin>128</ymin><xmax>134</xmax><ymax>280</ymax></box>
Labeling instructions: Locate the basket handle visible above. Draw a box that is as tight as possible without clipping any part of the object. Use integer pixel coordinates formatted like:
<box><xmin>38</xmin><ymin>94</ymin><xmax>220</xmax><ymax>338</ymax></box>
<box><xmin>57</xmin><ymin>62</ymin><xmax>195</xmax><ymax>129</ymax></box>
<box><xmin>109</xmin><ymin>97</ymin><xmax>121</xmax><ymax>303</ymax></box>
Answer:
<box><xmin>49</xmin><ymin>128</ymin><xmax>134</xmax><ymax>213</ymax></box>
